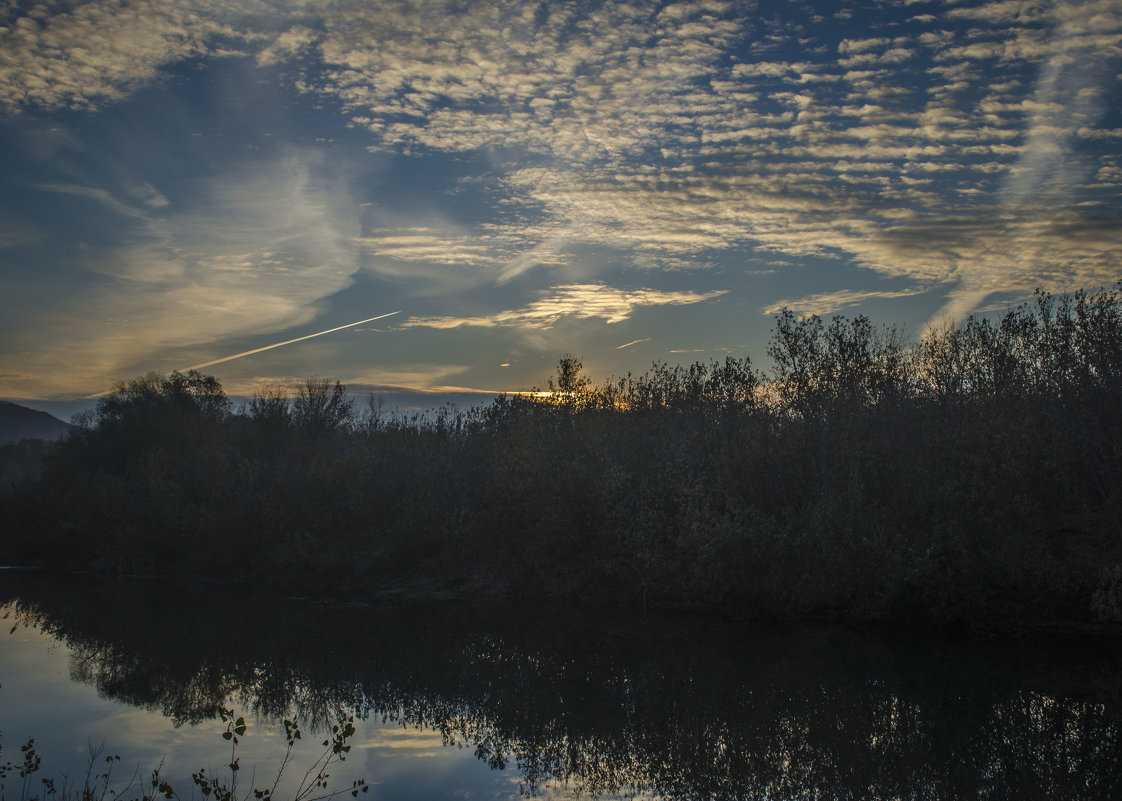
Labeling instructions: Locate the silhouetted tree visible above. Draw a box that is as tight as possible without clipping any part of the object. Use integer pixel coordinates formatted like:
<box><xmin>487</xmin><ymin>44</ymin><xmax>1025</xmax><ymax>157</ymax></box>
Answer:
<box><xmin>249</xmin><ymin>385</ymin><xmax>291</xmax><ymax>428</ymax></box>
<box><xmin>3</xmin><ymin>285</ymin><xmax>1120</xmax><ymax>628</ymax></box>
<box><xmin>293</xmin><ymin>378</ymin><xmax>354</xmax><ymax>436</ymax></box>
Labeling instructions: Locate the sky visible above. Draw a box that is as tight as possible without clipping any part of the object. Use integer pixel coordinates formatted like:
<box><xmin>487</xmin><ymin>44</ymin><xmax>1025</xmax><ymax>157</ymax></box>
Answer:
<box><xmin>1</xmin><ymin>0</ymin><xmax>1121</xmax><ymax>413</ymax></box>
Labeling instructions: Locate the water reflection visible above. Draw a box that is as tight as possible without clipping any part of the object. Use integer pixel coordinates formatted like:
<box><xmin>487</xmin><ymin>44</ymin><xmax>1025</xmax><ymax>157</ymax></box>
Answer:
<box><xmin>3</xmin><ymin>571</ymin><xmax>1121</xmax><ymax>800</ymax></box>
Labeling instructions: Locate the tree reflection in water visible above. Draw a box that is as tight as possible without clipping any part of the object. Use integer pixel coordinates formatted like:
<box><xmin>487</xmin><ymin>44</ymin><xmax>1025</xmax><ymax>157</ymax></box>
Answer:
<box><xmin>3</xmin><ymin>572</ymin><xmax>1121</xmax><ymax>800</ymax></box>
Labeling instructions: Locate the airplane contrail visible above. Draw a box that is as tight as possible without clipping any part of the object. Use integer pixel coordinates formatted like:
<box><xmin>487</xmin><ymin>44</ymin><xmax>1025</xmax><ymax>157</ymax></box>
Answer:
<box><xmin>85</xmin><ymin>311</ymin><xmax>402</xmax><ymax>399</ymax></box>
<box><xmin>616</xmin><ymin>338</ymin><xmax>651</xmax><ymax>350</ymax></box>
<box><xmin>183</xmin><ymin>310</ymin><xmax>401</xmax><ymax>371</ymax></box>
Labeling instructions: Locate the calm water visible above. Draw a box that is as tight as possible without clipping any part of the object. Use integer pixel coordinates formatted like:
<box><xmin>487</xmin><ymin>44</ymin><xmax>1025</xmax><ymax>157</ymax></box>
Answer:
<box><xmin>2</xmin><ymin>570</ymin><xmax>1121</xmax><ymax>800</ymax></box>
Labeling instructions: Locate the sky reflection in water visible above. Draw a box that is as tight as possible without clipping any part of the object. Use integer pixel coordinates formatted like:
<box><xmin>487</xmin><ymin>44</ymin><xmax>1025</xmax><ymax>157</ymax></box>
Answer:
<box><xmin>1</xmin><ymin>621</ymin><xmax>547</xmax><ymax>801</ymax></box>
<box><xmin>2</xmin><ymin>573</ymin><xmax>1121</xmax><ymax>800</ymax></box>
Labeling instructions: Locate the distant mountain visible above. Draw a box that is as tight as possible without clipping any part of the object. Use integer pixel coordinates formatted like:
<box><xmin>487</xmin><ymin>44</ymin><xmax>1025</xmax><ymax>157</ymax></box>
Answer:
<box><xmin>0</xmin><ymin>401</ymin><xmax>75</xmax><ymax>445</ymax></box>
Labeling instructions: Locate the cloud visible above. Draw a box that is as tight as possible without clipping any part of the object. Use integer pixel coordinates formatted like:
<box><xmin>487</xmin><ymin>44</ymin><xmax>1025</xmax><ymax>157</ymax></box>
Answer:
<box><xmin>3</xmin><ymin>0</ymin><xmax>1122</xmax><ymax>397</ymax></box>
<box><xmin>2</xmin><ymin>148</ymin><xmax>364</xmax><ymax>397</ymax></box>
<box><xmin>0</xmin><ymin>0</ymin><xmax>257</xmax><ymax>112</ymax></box>
<box><xmin>256</xmin><ymin>24</ymin><xmax>320</xmax><ymax>67</ymax></box>
<box><xmin>0</xmin><ymin>215</ymin><xmax>43</xmax><ymax>248</ymax></box>
<box><xmin>300</xmin><ymin>0</ymin><xmax>1105</xmax><ymax>311</ymax></box>
<box><xmin>762</xmin><ymin>287</ymin><xmax>929</xmax><ymax>317</ymax></box>
<box><xmin>1001</xmin><ymin>3</ymin><xmax>1121</xmax><ymax>208</ymax></box>
<box><xmin>360</xmin><ymin>229</ymin><xmax>500</xmax><ymax>266</ymax></box>
<box><xmin>403</xmin><ymin>283</ymin><xmax>727</xmax><ymax>330</ymax></box>
<box><xmin>311</xmin><ymin>0</ymin><xmax>750</xmax><ymax>165</ymax></box>
<box><xmin>946</xmin><ymin>1</ymin><xmax>1052</xmax><ymax>25</ymax></box>
<box><xmin>357</xmin><ymin>214</ymin><xmax>576</xmax><ymax>291</ymax></box>
<box><xmin>838</xmin><ymin>37</ymin><xmax>894</xmax><ymax>55</ymax></box>
<box><xmin>224</xmin><ymin>363</ymin><xmax>483</xmax><ymax>398</ymax></box>
<box><xmin>37</xmin><ymin>182</ymin><xmax>152</xmax><ymax>220</ymax></box>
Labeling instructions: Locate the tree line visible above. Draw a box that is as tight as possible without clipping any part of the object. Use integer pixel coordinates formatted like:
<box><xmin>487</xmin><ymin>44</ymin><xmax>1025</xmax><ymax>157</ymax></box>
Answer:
<box><xmin>3</xmin><ymin>285</ymin><xmax>1121</xmax><ymax>630</ymax></box>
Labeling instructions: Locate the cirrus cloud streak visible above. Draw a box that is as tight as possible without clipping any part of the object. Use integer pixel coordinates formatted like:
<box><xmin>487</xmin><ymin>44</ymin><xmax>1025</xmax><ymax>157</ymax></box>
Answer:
<box><xmin>403</xmin><ymin>283</ymin><xmax>728</xmax><ymax>330</ymax></box>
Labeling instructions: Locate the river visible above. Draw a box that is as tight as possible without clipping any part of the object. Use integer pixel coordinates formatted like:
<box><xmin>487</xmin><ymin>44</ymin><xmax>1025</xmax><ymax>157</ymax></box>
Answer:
<box><xmin>2</xmin><ymin>570</ymin><xmax>1120</xmax><ymax>800</ymax></box>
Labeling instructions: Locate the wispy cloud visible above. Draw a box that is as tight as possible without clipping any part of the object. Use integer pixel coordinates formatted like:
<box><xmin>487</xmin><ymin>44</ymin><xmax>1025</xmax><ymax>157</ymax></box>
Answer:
<box><xmin>762</xmin><ymin>287</ymin><xmax>929</xmax><ymax>318</ymax></box>
<box><xmin>3</xmin><ymin>0</ymin><xmax>1121</xmax><ymax>398</ymax></box>
<box><xmin>6</xmin><ymin>1</ymin><xmax>1119</xmax><ymax>317</ymax></box>
<box><xmin>37</xmin><ymin>182</ymin><xmax>152</xmax><ymax>220</ymax></box>
<box><xmin>302</xmin><ymin>0</ymin><xmax>1119</xmax><ymax>314</ymax></box>
<box><xmin>1</xmin><ymin>148</ymin><xmax>365</xmax><ymax>397</ymax></box>
<box><xmin>404</xmin><ymin>284</ymin><xmax>727</xmax><ymax>330</ymax></box>
<box><xmin>0</xmin><ymin>215</ymin><xmax>42</xmax><ymax>248</ymax></box>
<box><xmin>226</xmin><ymin>363</ymin><xmax>482</xmax><ymax>398</ymax></box>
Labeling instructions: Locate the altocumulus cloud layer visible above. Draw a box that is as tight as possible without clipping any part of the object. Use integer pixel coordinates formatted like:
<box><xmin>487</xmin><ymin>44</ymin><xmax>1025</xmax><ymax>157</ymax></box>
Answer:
<box><xmin>0</xmin><ymin>0</ymin><xmax>1120</xmax><ymax>399</ymax></box>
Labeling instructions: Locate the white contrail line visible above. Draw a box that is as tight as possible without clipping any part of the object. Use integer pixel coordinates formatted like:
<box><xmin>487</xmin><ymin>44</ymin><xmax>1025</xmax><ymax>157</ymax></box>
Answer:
<box><xmin>85</xmin><ymin>311</ymin><xmax>402</xmax><ymax>399</ymax></box>
<box><xmin>616</xmin><ymin>338</ymin><xmax>651</xmax><ymax>350</ymax></box>
<box><xmin>183</xmin><ymin>311</ymin><xmax>401</xmax><ymax>371</ymax></box>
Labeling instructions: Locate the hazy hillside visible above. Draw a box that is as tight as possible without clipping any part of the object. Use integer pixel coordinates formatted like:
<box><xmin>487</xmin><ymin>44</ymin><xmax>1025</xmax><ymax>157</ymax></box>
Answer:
<box><xmin>0</xmin><ymin>400</ymin><xmax>74</xmax><ymax>445</ymax></box>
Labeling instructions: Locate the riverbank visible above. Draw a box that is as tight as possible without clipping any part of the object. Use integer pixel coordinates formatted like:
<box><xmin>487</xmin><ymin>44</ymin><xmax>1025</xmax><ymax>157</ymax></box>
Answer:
<box><xmin>3</xmin><ymin>287</ymin><xmax>1120</xmax><ymax>634</ymax></box>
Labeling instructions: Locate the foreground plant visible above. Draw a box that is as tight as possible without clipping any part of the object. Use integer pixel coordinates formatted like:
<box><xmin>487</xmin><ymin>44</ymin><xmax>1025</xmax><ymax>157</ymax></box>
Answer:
<box><xmin>0</xmin><ymin>705</ymin><xmax>368</xmax><ymax>801</ymax></box>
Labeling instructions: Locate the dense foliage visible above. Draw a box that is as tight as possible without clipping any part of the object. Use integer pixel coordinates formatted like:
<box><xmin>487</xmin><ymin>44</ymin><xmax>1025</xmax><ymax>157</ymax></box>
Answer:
<box><xmin>3</xmin><ymin>286</ymin><xmax>1122</xmax><ymax>629</ymax></box>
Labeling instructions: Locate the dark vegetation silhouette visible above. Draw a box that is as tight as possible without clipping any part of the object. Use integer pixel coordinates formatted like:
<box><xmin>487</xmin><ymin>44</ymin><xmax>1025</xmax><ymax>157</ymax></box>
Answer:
<box><xmin>0</xmin><ymin>708</ymin><xmax>366</xmax><ymax>801</ymax></box>
<box><xmin>0</xmin><ymin>438</ymin><xmax>57</xmax><ymax>488</ymax></box>
<box><xmin>2</xmin><ymin>286</ymin><xmax>1121</xmax><ymax>629</ymax></box>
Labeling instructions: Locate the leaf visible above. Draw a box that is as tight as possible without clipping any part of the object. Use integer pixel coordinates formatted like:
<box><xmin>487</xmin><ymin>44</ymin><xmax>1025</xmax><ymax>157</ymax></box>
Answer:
<box><xmin>222</xmin><ymin>731</ymin><xmax>233</xmax><ymax>741</ymax></box>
